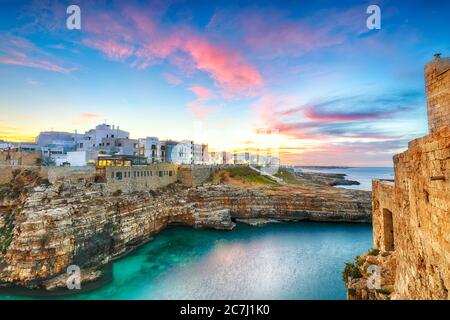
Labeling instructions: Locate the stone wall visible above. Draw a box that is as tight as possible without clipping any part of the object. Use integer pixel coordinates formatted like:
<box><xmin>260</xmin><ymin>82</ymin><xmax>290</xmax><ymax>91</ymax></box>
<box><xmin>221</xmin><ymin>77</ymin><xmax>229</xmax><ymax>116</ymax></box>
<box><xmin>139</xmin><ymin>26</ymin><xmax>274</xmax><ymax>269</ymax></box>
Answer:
<box><xmin>105</xmin><ymin>163</ymin><xmax>178</xmax><ymax>193</ymax></box>
<box><xmin>425</xmin><ymin>55</ymin><xmax>450</xmax><ymax>133</ymax></box>
<box><xmin>371</xmin><ymin>180</ymin><xmax>395</xmax><ymax>252</ymax></box>
<box><xmin>389</xmin><ymin>128</ymin><xmax>450</xmax><ymax>299</ymax></box>
<box><xmin>365</xmin><ymin>55</ymin><xmax>450</xmax><ymax>300</ymax></box>
<box><xmin>0</xmin><ymin>166</ymin><xmax>96</xmax><ymax>185</ymax></box>
<box><xmin>0</xmin><ymin>151</ymin><xmax>41</xmax><ymax>167</ymax></box>
<box><xmin>178</xmin><ymin>165</ymin><xmax>218</xmax><ymax>187</ymax></box>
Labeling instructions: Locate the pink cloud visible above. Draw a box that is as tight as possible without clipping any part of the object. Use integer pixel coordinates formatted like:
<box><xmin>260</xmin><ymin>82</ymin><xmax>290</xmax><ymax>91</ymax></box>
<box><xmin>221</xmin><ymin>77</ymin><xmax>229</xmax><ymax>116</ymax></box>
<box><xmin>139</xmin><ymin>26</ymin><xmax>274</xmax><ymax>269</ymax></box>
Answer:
<box><xmin>187</xmin><ymin>101</ymin><xmax>219</xmax><ymax>121</ymax></box>
<box><xmin>163</xmin><ymin>72</ymin><xmax>183</xmax><ymax>85</ymax></box>
<box><xmin>0</xmin><ymin>33</ymin><xmax>74</xmax><ymax>73</ymax></box>
<box><xmin>79</xmin><ymin>6</ymin><xmax>262</xmax><ymax>94</ymax></box>
<box><xmin>83</xmin><ymin>38</ymin><xmax>134</xmax><ymax>60</ymax></box>
<box><xmin>70</xmin><ymin>113</ymin><xmax>100</xmax><ymax>126</ymax></box>
<box><xmin>183</xmin><ymin>37</ymin><xmax>262</xmax><ymax>92</ymax></box>
<box><xmin>80</xmin><ymin>113</ymin><xmax>99</xmax><ymax>119</ymax></box>
<box><xmin>187</xmin><ymin>85</ymin><xmax>220</xmax><ymax>120</ymax></box>
<box><xmin>189</xmin><ymin>85</ymin><xmax>213</xmax><ymax>100</ymax></box>
<box><xmin>207</xmin><ymin>6</ymin><xmax>366</xmax><ymax>58</ymax></box>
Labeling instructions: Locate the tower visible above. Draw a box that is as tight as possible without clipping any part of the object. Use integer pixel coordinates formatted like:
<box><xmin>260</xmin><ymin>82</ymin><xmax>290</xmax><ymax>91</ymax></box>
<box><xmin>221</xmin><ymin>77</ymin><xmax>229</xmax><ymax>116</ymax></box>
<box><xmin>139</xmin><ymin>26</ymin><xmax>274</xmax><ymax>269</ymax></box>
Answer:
<box><xmin>424</xmin><ymin>53</ymin><xmax>450</xmax><ymax>133</ymax></box>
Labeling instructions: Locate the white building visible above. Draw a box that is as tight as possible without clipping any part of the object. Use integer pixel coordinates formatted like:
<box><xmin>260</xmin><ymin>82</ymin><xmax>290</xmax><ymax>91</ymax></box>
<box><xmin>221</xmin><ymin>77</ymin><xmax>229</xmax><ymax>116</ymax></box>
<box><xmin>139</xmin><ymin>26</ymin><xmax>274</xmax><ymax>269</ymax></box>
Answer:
<box><xmin>65</xmin><ymin>150</ymin><xmax>100</xmax><ymax>166</ymax></box>
<box><xmin>166</xmin><ymin>140</ymin><xmax>193</xmax><ymax>164</ymax></box>
<box><xmin>193</xmin><ymin>143</ymin><xmax>203</xmax><ymax>164</ymax></box>
<box><xmin>78</xmin><ymin>124</ymin><xmax>129</xmax><ymax>152</ymax></box>
<box><xmin>36</xmin><ymin>131</ymin><xmax>82</xmax><ymax>147</ymax></box>
<box><xmin>141</xmin><ymin>137</ymin><xmax>165</xmax><ymax>163</ymax></box>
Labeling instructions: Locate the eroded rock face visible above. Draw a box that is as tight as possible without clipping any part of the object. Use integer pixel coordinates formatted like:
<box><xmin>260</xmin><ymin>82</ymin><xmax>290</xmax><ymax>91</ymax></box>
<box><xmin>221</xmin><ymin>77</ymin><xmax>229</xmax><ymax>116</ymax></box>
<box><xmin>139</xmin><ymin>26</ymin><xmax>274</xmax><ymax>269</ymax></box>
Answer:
<box><xmin>345</xmin><ymin>250</ymin><xmax>397</xmax><ymax>300</ymax></box>
<box><xmin>0</xmin><ymin>176</ymin><xmax>370</xmax><ymax>291</ymax></box>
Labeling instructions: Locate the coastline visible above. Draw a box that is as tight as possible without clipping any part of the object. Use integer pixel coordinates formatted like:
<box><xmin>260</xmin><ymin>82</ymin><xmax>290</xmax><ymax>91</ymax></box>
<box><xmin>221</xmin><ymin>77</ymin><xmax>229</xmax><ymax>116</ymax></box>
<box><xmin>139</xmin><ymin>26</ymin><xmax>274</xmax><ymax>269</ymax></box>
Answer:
<box><xmin>0</xmin><ymin>221</ymin><xmax>373</xmax><ymax>300</ymax></box>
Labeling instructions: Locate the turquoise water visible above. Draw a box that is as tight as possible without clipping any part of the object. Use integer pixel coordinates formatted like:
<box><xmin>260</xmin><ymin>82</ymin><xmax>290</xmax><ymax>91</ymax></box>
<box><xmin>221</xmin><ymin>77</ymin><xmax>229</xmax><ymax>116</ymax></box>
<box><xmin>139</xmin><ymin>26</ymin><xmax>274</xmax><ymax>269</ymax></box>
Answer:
<box><xmin>299</xmin><ymin>167</ymin><xmax>394</xmax><ymax>191</ymax></box>
<box><xmin>0</xmin><ymin>222</ymin><xmax>372</xmax><ymax>300</ymax></box>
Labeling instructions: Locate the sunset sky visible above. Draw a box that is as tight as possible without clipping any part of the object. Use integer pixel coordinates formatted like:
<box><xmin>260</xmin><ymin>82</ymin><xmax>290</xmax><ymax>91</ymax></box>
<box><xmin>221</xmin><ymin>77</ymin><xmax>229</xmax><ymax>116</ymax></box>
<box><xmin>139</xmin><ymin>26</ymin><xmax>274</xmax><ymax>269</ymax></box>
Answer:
<box><xmin>0</xmin><ymin>0</ymin><xmax>449</xmax><ymax>166</ymax></box>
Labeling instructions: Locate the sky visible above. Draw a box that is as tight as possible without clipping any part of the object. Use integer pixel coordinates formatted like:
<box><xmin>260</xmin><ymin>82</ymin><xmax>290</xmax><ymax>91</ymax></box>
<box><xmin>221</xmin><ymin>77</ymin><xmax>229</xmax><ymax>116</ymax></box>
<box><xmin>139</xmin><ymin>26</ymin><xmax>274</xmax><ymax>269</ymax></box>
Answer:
<box><xmin>0</xmin><ymin>0</ymin><xmax>449</xmax><ymax>166</ymax></box>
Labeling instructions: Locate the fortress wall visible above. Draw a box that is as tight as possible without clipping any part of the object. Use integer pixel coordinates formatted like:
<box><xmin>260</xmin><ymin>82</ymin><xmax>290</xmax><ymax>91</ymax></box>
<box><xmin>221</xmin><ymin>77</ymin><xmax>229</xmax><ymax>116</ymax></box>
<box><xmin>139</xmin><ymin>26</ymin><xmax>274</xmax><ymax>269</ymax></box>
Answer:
<box><xmin>178</xmin><ymin>166</ymin><xmax>218</xmax><ymax>187</ymax></box>
<box><xmin>0</xmin><ymin>151</ymin><xmax>41</xmax><ymax>167</ymax></box>
<box><xmin>370</xmin><ymin>55</ymin><xmax>450</xmax><ymax>300</ymax></box>
<box><xmin>371</xmin><ymin>180</ymin><xmax>395</xmax><ymax>251</ymax></box>
<box><xmin>425</xmin><ymin>57</ymin><xmax>450</xmax><ymax>133</ymax></box>
<box><xmin>390</xmin><ymin>128</ymin><xmax>450</xmax><ymax>299</ymax></box>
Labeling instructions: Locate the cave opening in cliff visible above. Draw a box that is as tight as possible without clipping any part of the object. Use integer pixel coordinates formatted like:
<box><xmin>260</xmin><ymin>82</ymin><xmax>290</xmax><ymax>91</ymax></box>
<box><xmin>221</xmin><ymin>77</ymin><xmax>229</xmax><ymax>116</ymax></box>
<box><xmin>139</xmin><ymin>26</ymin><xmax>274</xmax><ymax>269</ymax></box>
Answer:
<box><xmin>383</xmin><ymin>209</ymin><xmax>395</xmax><ymax>251</ymax></box>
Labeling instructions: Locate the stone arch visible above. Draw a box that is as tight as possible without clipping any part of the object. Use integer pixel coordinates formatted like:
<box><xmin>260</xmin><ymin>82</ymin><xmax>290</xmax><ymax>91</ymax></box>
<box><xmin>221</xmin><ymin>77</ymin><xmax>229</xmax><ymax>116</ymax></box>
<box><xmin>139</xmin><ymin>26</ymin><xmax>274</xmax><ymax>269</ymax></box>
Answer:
<box><xmin>383</xmin><ymin>208</ymin><xmax>395</xmax><ymax>251</ymax></box>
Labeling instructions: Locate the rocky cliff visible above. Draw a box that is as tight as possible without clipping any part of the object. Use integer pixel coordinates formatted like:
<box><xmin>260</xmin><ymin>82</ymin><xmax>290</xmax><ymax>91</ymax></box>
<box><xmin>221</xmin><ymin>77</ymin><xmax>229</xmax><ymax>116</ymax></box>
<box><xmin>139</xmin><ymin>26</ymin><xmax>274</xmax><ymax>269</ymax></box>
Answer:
<box><xmin>0</xmin><ymin>168</ymin><xmax>371</xmax><ymax>291</ymax></box>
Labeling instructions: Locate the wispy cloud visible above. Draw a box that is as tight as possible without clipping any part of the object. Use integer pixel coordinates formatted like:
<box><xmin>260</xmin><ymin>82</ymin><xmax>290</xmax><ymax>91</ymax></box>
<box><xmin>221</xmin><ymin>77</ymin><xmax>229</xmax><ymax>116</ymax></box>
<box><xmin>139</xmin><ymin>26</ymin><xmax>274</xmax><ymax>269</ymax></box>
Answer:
<box><xmin>70</xmin><ymin>113</ymin><xmax>100</xmax><ymax>126</ymax></box>
<box><xmin>0</xmin><ymin>33</ymin><xmax>74</xmax><ymax>73</ymax></box>
<box><xmin>207</xmin><ymin>6</ymin><xmax>368</xmax><ymax>58</ymax></box>
<box><xmin>187</xmin><ymin>86</ymin><xmax>220</xmax><ymax>120</ymax></box>
<box><xmin>163</xmin><ymin>72</ymin><xmax>183</xmax><ymax>86</ymax></box>
<box><xmin>255</xmin><ymin>91</ymin><xmax>422</xmax><ymax>141</ymax></box>
<box><xmin>77</xmin><ymin>3</ymin><xmax>263</xmax><ymax>94</ymax></box>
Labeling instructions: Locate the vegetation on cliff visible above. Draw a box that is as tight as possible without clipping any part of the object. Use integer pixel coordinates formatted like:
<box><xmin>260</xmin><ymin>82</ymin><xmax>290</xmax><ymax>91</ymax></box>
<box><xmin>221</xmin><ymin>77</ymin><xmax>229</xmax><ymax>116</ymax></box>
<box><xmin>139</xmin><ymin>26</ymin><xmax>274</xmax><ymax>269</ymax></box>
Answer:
<box><xmin>0</xmin><ymin>169</ymin><xmax>50</xmax><ymax>201</ymax></box>
<box><xmin>211</xmin><ymin>167</ymin><xmax>278</xmax><ymax>187</ymax></box>
<box><xmin>343</xmin><ymin>249</ymin><xmax>396</xmax><ymax>300</ymax></box>
<box><xmin>0</xmin><ymin>212</ymin><xmax>15</xmax><ymax>256</ymax></box>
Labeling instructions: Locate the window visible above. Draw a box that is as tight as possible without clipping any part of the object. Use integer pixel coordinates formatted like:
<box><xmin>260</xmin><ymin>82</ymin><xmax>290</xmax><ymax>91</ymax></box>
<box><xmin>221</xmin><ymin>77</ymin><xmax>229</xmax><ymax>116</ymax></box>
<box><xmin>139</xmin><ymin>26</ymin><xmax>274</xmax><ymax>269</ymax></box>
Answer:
<box><xmin>134</xmin><ymin>171</ymin><xmax>136</xmax><ymax>178</ymax></box>
<box><xmin>116</xmin><ymin>172</ymin><xmax>123</xmax><ymax>180</ymax></box>
<box><xmin>159</xmin><ymin>171</ymin><xmax>163</xmax><ymax>177</ymax></box>
<box><xmin>111</xmin><ymin>172</ymin><xmax>114</xmax><ymax>179</ymax></box>
<box><xmin>169</xmin><ymin>171</ymin><xmax>173</xmax><ymax>177</ymax></box>
<box><xmin>111</xmin><ymin>134</ymin><xmax>115</xmax><ymax>138</ymax></box>
<box><xmin>383</xmin><ymin>209</ymin><xmax>395</xmax><ymax>251</ymax></box>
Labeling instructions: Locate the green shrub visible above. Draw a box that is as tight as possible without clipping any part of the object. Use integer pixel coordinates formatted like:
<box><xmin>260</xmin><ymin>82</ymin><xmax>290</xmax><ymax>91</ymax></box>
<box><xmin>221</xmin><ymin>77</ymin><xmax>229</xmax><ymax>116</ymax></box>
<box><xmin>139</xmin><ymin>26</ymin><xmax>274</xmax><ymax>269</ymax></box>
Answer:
<box><xmin>347</xmin><ymin>288</ymin><xmax>357</xmax><ymax>296</ymax></box>
<box><xmin>343</xmin><ymin>261</ymin><xmax>362</xmax><ymax>282</ymax></box>
<box><xmin>368</xmin><ymin>248</ymin><xmax>380</xmax><ymax>256</ymax></box>
<box><xmin>355</xmin><ymin>256</ymin><xmax>364</xmax><ymax>266</ymax></box>
<box><xmin>376</xmin><ymin>288</ymin><xmax>391</xmax><ymax>295</ymax></box>
<box><xmin>40</xmin><ymin>178</ymin><xmax>51</xmax><ymax>186</ymax></box>
<box><xmin>382</xmin><ymin>251</ymin><xmax>390</xmax><ymax>257</ymax></box>
<box><xmin>112</xmin><ymin>189</ymin><xmax>122</xmax><ymax>197</ymax></box>
<box><xmin>225</xmin><ymin>167</ymin><xmax>277</xmax><ymax>186</ymax></box>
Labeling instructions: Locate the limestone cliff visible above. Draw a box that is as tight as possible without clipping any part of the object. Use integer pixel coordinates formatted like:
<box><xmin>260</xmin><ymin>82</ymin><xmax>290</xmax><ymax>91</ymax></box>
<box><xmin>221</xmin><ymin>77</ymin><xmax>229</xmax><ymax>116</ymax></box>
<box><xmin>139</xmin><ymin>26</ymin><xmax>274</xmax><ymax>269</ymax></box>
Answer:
<box><xmin>0</xmin><ymin>168</ymin><xmax>371</xmax><ymax>291</ymax></box>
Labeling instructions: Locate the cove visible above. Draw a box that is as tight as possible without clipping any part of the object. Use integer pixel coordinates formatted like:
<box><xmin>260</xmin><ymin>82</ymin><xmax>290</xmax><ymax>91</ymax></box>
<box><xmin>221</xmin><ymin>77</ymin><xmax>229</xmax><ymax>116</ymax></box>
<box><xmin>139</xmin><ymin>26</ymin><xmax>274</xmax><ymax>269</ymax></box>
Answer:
<box><xmin>0</xmin><ymin>222</ymin><xmax>372</xmax><ymax>300</ymax></box>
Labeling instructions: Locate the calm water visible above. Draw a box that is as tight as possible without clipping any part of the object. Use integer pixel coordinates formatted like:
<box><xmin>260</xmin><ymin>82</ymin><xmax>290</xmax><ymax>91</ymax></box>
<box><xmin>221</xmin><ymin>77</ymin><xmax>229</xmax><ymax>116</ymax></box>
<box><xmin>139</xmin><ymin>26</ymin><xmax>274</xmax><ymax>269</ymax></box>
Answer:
<box><xmin>0</xmin><ymin>222</ymin><xmax>372</xmax><ymax>300</ymax></box>
<box><xmin>299</xmin><ymin>167</ymin><xmax>394</xmax><ymax>191</ymax></box>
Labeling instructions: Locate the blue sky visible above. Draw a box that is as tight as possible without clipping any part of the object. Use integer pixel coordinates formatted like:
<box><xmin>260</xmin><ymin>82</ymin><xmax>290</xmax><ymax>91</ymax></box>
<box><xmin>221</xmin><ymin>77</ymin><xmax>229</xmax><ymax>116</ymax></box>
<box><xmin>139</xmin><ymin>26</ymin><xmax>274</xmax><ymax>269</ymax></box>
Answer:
<box><xmin>0</xmin><ymin>0</ymin><xmax>449</xmax><ymax>166</ymax></box>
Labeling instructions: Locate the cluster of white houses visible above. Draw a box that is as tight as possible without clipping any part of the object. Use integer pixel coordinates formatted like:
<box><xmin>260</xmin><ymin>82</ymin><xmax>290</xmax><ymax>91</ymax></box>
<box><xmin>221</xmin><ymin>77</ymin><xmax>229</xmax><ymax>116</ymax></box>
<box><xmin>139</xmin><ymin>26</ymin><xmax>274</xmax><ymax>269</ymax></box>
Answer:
<box><xmin>0</xmin><ymin>123</ymin><xmax>279</xmax><ymax>167</ymax></box>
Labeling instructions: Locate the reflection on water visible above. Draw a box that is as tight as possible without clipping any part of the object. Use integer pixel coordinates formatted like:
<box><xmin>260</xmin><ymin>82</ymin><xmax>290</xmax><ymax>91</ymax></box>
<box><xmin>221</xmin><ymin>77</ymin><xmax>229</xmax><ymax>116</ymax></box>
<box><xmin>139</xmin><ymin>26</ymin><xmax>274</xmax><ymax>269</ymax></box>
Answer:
<box><xmin>0</xmin><ymin>222</ymin><xmax>372</xmax><ymax>300</ymax></box>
